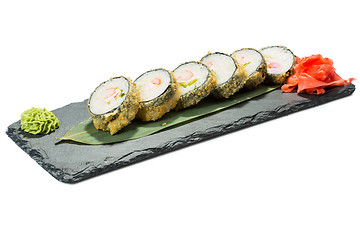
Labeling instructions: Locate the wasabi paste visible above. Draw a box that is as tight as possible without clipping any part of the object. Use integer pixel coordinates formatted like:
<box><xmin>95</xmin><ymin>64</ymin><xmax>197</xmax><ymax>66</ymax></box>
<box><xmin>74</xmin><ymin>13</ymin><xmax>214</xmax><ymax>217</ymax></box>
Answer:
<box><xmin>20</xmin><ymin>107</ymin><xmax>59</xmax><ymax>135</ymax></box>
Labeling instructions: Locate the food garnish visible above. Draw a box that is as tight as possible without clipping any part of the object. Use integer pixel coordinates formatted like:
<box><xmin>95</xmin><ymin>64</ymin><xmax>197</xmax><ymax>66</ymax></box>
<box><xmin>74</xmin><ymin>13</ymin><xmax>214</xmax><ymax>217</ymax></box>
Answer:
<box><xmin>21</xmin><ymin>107</ymin><xmax>59</xmax><ymax>135</ymax></box>
<box><xmin>281</xmin><ymin>54</ymin><xmax>355</xmax><ymax>94</ymax></box>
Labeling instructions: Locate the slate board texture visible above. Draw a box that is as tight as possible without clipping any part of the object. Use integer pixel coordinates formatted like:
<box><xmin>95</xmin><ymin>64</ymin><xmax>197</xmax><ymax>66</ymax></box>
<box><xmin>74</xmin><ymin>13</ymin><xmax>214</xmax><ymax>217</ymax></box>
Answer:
<box><xmin>6</xmin><ymin>84</ymin><xmax>355</xmax><ymax>183</ymax></box>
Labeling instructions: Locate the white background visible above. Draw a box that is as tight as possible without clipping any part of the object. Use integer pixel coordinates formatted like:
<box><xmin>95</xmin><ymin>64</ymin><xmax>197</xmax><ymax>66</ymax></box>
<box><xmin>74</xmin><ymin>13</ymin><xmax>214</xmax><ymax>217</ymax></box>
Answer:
<box><xmin>1</xmin><ymin>1</ymin><xmax>359</xmax><ymax>239</ymax></box>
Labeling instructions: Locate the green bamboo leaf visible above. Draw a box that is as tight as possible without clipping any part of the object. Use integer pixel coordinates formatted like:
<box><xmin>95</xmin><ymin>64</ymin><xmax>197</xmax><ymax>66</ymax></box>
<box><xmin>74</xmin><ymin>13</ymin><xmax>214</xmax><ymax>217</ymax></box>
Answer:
<box><xmin>57</xmin><ymin>85</ymin><xmax>279</xmax><ymax>145</ymax></box>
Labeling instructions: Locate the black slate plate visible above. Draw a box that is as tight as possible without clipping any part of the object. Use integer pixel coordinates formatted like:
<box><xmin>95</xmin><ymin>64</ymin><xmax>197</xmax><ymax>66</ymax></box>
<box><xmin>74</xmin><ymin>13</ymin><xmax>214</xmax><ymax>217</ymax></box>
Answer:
<box><xmin>6</xmin><ymin>84</ymin><xmax>355</xmax><ymax>183</ymax></box>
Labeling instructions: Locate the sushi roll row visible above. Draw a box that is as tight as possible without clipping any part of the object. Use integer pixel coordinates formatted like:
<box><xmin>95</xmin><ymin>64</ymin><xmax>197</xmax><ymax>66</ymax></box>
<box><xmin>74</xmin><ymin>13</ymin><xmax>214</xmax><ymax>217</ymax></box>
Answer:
<box><xmin>87</xmin><ymin>46</ymin><xmax>296</xmax><ymax>135</ymax></box>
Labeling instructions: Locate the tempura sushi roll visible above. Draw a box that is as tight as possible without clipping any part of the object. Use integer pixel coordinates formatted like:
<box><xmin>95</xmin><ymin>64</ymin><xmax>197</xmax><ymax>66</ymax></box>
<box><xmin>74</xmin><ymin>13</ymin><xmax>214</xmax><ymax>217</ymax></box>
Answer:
<box><xmin>134</xmin><ymin>68</ymin><xmax>180</xmax><ymax>122</ymax></box>
<box><xmin>231</xmin><ymin>48</ymin><xmax>267</xmax><ymax>89</ymax></box>
<box><xmin>201</xmin><ymin>52</ymin><xmax>246</xmax><ymax>98</ymax></box>
<box><xmin>173</xmin><ymin>61</ymin><xmax>216</xmax><ymax>110</ymax></box>
<box><xmin>88</xmin><ymin>76</ymin><xmax>140</xmax><ymax>135</ymax></box>
<box><xmin>260</xmin><ymin>46</ymin><xmax>296</xmax><ymax>85</ymax></box>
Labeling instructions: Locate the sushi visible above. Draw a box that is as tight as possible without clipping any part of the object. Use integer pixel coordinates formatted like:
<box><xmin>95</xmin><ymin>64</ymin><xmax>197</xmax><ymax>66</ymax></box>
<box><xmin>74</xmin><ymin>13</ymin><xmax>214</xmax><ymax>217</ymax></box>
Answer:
<box><xmin>134</xmin><ymin>68</ymin><xmax>180</xmax><ymax>122</ymax></box>
<box><xmin>88</xmin><ymin>76</ymin><xmax>140</xmax><ymax>135</ymax></box>
<box><xmin>260</xmin><ymin>46</ymin><xmax>296</xmax><ymax>85</ymax></box>
<box><xmin>173</xmin><ymin>61</ymin><xmax>216</xmax><ymax>110</ymax></box>
<box><xmin>231</xmin><ymin>48</ymin><xmax>267</xmax><ymax>89</ymax></box>
<box><xmin>201</xmin><ymin>52</ymin><xmax>246</xmax><ymax>98</ymax></box>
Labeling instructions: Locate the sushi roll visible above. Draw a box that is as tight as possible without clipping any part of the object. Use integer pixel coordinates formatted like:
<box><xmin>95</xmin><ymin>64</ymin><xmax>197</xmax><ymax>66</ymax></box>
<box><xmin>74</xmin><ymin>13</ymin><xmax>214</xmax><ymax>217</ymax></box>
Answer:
<box><xmin>201</xmin><ymin>52</ymin><xmax>246</xmax><ymax>98</ymax></box>
<box><xmin>231</xmin><ymin>48</ymin><xmax>267</xmax><ymax>89</ymax></box>
<box><xmin>134</xmin><ymin>68</ymin><xmax>180</xmax><ymax>122</ymax></box>
<box><xmin>260</xmin><ymin>46</ymin><xmax>296</xmax><ymax>85</ymax></box>
<box><xmin>88</xmin><ymin>76</ymin><xmax>140</xmax><ymax>135</ymax></box>
<box><xmin>173</xmin><ymin>61</ymin><xmax>216</xmax><ymax>110</ymax></box>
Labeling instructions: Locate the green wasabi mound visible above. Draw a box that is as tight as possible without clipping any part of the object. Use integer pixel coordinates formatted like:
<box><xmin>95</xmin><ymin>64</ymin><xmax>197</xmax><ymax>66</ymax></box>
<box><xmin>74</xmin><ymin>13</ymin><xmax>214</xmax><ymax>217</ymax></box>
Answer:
<box><xmin>20</xmin><ymin>107</ymin><xmax>59</xmax><ymax>135</ymax></box>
